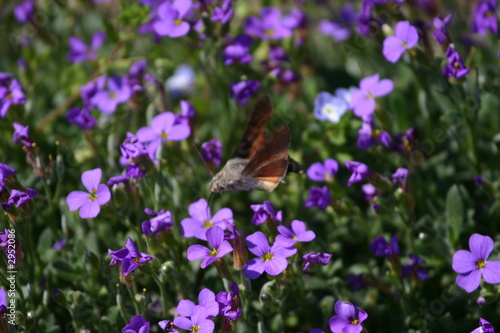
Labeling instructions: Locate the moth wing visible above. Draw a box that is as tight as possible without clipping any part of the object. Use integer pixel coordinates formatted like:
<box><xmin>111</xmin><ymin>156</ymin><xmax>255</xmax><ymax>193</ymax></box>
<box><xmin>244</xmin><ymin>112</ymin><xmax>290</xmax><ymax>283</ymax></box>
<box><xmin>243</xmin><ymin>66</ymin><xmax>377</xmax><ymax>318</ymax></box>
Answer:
<box><xmin>241</xmin><ymin>124</ymin><xmax>291</xmax><ymax>181</ymax></box>
<box><xmin>232</xmin><ymin>94</ymin><xmax>273</xmax><ymax>159</ymax></box>
<box><xmin>248</xmin><ymin>159</ymin><xmax>289</xmax><ymax>192</ymax></box>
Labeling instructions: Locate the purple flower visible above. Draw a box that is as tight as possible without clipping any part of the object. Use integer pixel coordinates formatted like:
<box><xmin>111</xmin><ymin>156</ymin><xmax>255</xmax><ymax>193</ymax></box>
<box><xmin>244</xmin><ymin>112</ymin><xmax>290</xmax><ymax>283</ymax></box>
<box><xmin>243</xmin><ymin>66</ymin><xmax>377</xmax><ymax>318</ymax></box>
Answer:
<box><xmin>244</xmin><ymin>7</ymin><xmax>293</xmax><ymax>40</ymax></box>
<box><xmin>471</xmin><ymin>318</ymin><xmax>495</xmax><ymax>333</ymax></box>
<box><xmin>158</xmin><ymin>320</ymin><xmax>180</xmax><ymax>332</ymax></box>
<box><xmin>392</xmin><ymin>167</ymin><xmax>409</xmax><ymax>190</ymax></box>
<box><xmin>313</xmin><ymin>92</ymin><xmax>348</xmax><ymax>123</ymax></box>
<box><xmin>187</xmin><ymin>226</ymin><xmax>233</xmax><ymax>268</ymax></box>
<box><xmin>0</xmin><ymin>77</ymin><xmax>26</xmax><ymax>118</ymax></box>
<box><xmin>122</xmin><ymin>314</ymin><xmax>150</xmax><ymax>333</ymax></box>
<box><xmin>216</xmin><ymin>283</ymin><xmax>242</xmax><ymax>322</ymax></box>
<box><xmin>402</xmin><ymin>254</ymin><xmax>429</xmax><ymax>282</ymax></box>
<box><xmin>2</xmin><ymin>188</ymin><xmax>38</xmax><ymax>210</ymax></box>
<box><xmin>109</xmin><ymin>237</ymin><xmax>153</xmax><ymax>276</ymax></box>
<box><xmin>12</xmin><ymin>123</ymin><xmax>32</xmax><ymax>146</ymax></box>
<box><xmin>329</xmin><ymin>301</ymin><xmax>368</xmax><ymax>333</ymax></box>
<box><xmin>443</xmin><ymin>45</ymin><xmax>470</xmax><ymax>79</ymax></box>
<box><xmin>345</xmin><ymin>161</ymin><xmax>370</xmax><ymax>186</ymax></box>
<box><xmin>120</xmin><ymin>133</ymin><xmax>149</xmax><ymax>164</ymax></box>
<box><xmin>176</xmin><ymin>100</ymin><xmax>196</xmax><ymax>124</ymax></box>
<box><xmin>304</xmin><ymin>186</ymin><xmax>332</xmax><ymax>211</ymax></box>
<box><xmin>166</xmin><ymin>65</ymin><xmax>196</xmax><ymax>98</ymax></box>
<box><xmin>153</xmin><ymin>0</ymin><xmax>192</xmax><ymax>38</ymax></box>
<box><xmin>230</xmin><ymin>80</ymin><xmax>261</xmax><ymax>105</ymax></box>
<box><xmin>307</xmin><ymin>159</ymin><xmax>339</xmax><ymax>182</ymax></box>
<box><xmin>433</xmin><ymin>14</ymin><xmax>453</xmax><ymax>45</ymax></box>
<box><xmin>173</xmin><ymin>306</ymin><xmax>215</xmax><ymax>333</ymax></box>
<box><xmin>346</xmin><ymin>273</ymin><xmax>366</xmax><ymax>291</ymax></box>
<box><xmin>14</xmin><ymin>0</ymin><xmax>34</xmax><ymax>23</ymax></box>
<box><xmin>243</xmin><ymin>231</ymin><xmax>297</xmax><ymax>279</ymax></box>
<box><xmin>223</xmin><ymin>34</ymin><xmax>253</xmax><ymax>66</ymax></box>
<box><xmin>176</xmin><ymin>289</ymin><xmax>219</xmax><ymax>319</ymax></box>
<box><xmin>126</xmin><ymin>60</ymin><xmax>148</xmax><ymax>92</ymax></box>
<box><xmin>181</xmin><ymin>199</ymin><xmax>233</xmax><ymax>241</ymax></box>
<box><xmin>67</xmin><ymin>107</ymin><xmax>97</xmax><ymax>130</ymax></box>
<box><xmin>0</xmin><ymin>289</ymin><xmax>6</xmax><ymax>315</ymax></box>
<box><xmin>142</xmin><ymin>209</ymin><xmax>173</xmax><ymax>236</ymax></box>
<box><xmin>250</xmin><ymin>201</ymin><xmax>282</xmax><ymax>226</ymax></box>
<box><xmin>211</xmin><ymin>0</ymin><xmax>234</xmax><ymax>24</ymax></box>
<box><xmin>80</xmin><ymin>76</ymin><xmax>107</xmax><ymax>106</ymax></box>
<box><xmin>319</xmin><ymin>20</ymin><xmax>351</xmax><ymax>42</ymax></box>
<box><xmin>0</xmin><ymin>163</ymin><xmax>16</xmax><ymax>192</ymax></box>
<box><xmin>53</xmin><ymin>238</ymin><xmax>66</xmax><ymax>250</ymax></box>
<box><xmin>302</xmin><ymin>252</ymin><xmax>332</xmax><ymax>271</ymax></box>
<box><xmin>361</xmin><ymin>183</ymin><xmax>377</xmax><ymax>201</ymax></box>
<box><xmin>136</xmin><ymin>111</ymin><xmax>191</xmax><ymax>159</ymax></box>
<box><xmin>90</xmin><ymin>76</ymin><xmax>132</xmax><ymax>113</ymax></box>
<box><xmin>66</xmin><ymin>168</ymin><xmax>111</xmax><ymax>219</ymax></box>
<box><xmin>383</xmin><ymin>21</ymin><xmax>419</xmax><ymax>63</ymax></box>
<box><xmin>452</xmin><ymin>233</ymin><xmax>500</xmax><ymax>292</ymax></box>
<box><xmin>349</xmin><ymin>74</ymin><xmax>393</xmax><ymax>122</ymax></box>
<box><xmin>67</xmin><ymin>32</ymin><xmax>106</xmax><ymax>63</ymax></box>
<box><xmin>370</xmin><ymin>235</ymin><xmax>400</xmax><ymax>257</ymax></box>
<box><xmin>201</xmin><ymin>139</ymin><xmax>223</xmax><ymax>168</ymax></box>
<box><xmin>472</xmin><ymin>0</ymin><xmax>497</xmax><ymax>35</ymax></box>
<box><xmin>276</xmin><ymin>220</ymin><xmax>316</xmax><ymax>247</ymax></box>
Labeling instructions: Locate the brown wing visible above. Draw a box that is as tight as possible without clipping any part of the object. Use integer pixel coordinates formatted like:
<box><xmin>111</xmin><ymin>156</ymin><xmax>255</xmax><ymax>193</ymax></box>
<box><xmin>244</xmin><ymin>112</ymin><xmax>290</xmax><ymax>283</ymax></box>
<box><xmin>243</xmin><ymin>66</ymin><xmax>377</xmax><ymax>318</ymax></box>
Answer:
<box><xmin>232</xmin><ymin>94</ymin><xmax>273</xmax><ymax>159</ymax></box>
<box><xmin>248</xmin><ymin>159</ymin><xmax>289</xmax><ymax>192</ymax></box>
<box><xmin>241</xmin><ymin>124</ymin><xmax>291</xmax><ymax>181</ymax></box>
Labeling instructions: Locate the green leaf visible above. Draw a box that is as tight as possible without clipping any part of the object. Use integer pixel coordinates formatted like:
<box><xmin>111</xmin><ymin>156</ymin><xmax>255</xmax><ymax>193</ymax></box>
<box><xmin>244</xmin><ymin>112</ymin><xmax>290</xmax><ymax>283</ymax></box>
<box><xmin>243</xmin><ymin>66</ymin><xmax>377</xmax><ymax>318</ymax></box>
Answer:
<box><xmin>446</xmin><ymin>185</ymin><xmax>465</xmax><ymax>243</ymax></box>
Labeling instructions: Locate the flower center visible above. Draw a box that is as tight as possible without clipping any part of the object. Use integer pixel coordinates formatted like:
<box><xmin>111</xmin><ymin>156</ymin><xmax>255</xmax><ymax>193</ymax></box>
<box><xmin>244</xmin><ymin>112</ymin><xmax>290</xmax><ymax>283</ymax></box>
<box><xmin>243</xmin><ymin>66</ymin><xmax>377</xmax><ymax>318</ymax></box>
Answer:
<box><xmin>7</xmin><ymin>92</ymin><xmax>13</xmax><ymax>100</ymax></box>
<box><xmin>366</xmin><ymin>92</ymin><xmax>374</xmax><ymax>99</ymax></box>
<box><xmin>203</xmin><ymin>220</ymin><xmax>213</xmax><ymax>229</ymax></box>
<box><xmin>350</xmin><ymin>317</ymin><xmax>359</xmax><ymax>325</ymax></box>
<box><xmin>401</xmin><ymin>41</ymin><xmax>408</xmax><ymax>48</ymax></box>
<box><xmin>292</xmin><ymin>235</ymin><xmax>298</xmax><ymax>240</ymax></box>
<box><xmin>161</xmin><ymin>131</ymin><xmax>169</xmax><ymax>140</ymax></box>
<box><xmin>109</xmin><ymin>91</ymin><xmax>117</xmax><ymax>99</ymax></box>
<box><xmin>262</xmin><ymin>252</ymin><xmax>274</xmax><ymax>261</ymax></box>
<box><xmin>209</xmin><ymin>247</ymin><xmax>219</xmax><ymax>257</ymax></box>
<box><xmin>485</xmin><ymin>11</ymin><xmax>494</xmax><ymax>18</ymax></box>
<box><xmin>476</xmin><ymin>259</ymin><xmax>486</xmax><ymax>269</ymax></box>
<box><xmin>453</xmin><ymin>61</ymin><xmax>460</xmax><ymax>69</ymax></box>
<box><xmin>324</xmin><ymin>173</ymin><xmax>331</xmax><ymax>181</ymax></box>
<box><xmin>88</xmin><ymin>189</ymin><xmax>98</xmax><ymax>201</ymax></box>
<box><xmin>174</xmin><ymin>19</ymin><xmax>183</xmax><ymax>26</ymax></box>
<box><xmin>265</xmin><ymin>29</ymin><xmax>274</xmax><ymax>37</ymax></box>
<box><xmin>322</xmin><ymin>104</ymin><xmax>336</xmax><ymax>115</ymax></box>
<box><xmin>132</xmin><ymin>257</ymin><xmax>141</xmax><ymax>263</ymax></box>
<box><xmin>191</xmin><ymin>325</ymin><xmax>200</xmax><ymax>333</ymax></box>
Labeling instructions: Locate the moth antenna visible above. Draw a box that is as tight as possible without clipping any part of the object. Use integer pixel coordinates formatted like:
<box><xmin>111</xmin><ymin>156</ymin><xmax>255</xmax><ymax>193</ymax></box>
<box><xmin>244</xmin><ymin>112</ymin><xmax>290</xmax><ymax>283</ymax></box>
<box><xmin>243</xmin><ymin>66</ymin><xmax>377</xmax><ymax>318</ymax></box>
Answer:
<box><xmin>207</xmin><ymin>192</ymin><xmax>216</xmax><ymax>217</ymax></box>
<box><xmin>193</xmin><ymin>143</ymin><xmax>215</xmax><ymax>177</ymax></box>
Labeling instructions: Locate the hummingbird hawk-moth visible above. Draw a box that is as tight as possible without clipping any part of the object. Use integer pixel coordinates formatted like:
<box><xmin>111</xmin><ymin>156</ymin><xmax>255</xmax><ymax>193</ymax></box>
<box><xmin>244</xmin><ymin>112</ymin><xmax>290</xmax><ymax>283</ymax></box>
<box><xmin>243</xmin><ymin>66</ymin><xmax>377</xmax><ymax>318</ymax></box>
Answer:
<box><xmin>209</xmin><ymin>94</ymin><xmax>300</xmax><ymax>193</ymax></box>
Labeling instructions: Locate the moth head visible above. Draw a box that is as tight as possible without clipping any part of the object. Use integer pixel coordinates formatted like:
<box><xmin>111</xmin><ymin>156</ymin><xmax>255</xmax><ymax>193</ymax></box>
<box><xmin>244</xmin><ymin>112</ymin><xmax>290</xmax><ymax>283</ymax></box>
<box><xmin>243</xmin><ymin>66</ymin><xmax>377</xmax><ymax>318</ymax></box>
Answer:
<box><xmin>209</xmin><ymin>174</ymin><xmax>225</xmax><ymax>194</ymax></box>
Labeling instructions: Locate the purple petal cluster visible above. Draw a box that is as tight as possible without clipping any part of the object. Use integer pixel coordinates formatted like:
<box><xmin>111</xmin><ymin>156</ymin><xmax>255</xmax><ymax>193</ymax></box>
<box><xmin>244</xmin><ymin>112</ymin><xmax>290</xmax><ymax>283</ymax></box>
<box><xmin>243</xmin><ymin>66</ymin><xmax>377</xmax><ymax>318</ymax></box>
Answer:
<box><xmin>109</xmin><ymin>237</ymin><xmax>153</xmax><ymax>276</ymax></box>
<box><xmin>67</xmin><ymin>32</ymin><xmax>106</xmax><ymax>63</ymax></box>
<box><xmin>243</xmin><ymin>231</ymin><xmax>297</xmax><ymax>279</ymax></box>
<box><xmin>201</xmin><ymin>139</ymin><xmax>223</xmax><ymax>168</ymax></box>
<box><xmin>0</xmin><ymin>74</ymin><xmax>26</xmax><ymax>118</ymax></box>
<box><xmin>370</xmin><ymin>235</ymin><xmax>400</xmax><ymax>257</ymax></box>
<box><xmin>302</xmin><ymin>252</ymin><xmax>332</xmax><ymax>271</ymax></box>
<box><xmin>230</xmin><ymin>80</ymin><xmax>261</xmax><ymax>105</ymax></box>
<box><xmin>471</xmin><ymin>318</ymin><xmax>495</xmax><ymax>333</ymax></box>
<box><xmin>153</xmin><ymin>0</ymin><xmax>192</xmax><ymax>38</ymax></box>
<box><xmin>433</xmin><ymin>14</ymin><xmax>452</xmax><ymax>45</ymax></box>
<box><xmin>2</xmin><ymin>188</ymin><xmax>38</xmax><ymax>210</ymax></box>
<box><xmin>452</xmin><ymin>233</ymin><xmax>500</xmax><ymax>292</ymax></box>
<box><xmin>349</xmin><ymin>74</ymin><xmax>393</xmax><ymax>122</ymax></box>
<box><xmin>223</xmin><ymin>34</ymin><xmax>253</xmax><ymax>66</ymax></box>
<box><xmin>142</xmin><ymin>209</ymin><xmax>173</xmax><ymax>236</ymax></box>
<box><xmin>276</xmin><ymin>220</ymin><xmax>316</xmax><ymax>247</ymax></box>
<box><xmin>174</xmin><ymin>305</ymin><xmax>215</xmax><ymax>333</ymax></box>
<box><xmin>211</xmin><ymin>0</ymin><xmax>234</xmax><ymax>24</ymax></box>
<box><xmin>250</xmin><ymin>201</ymin><xmax>282</xmax><ymax>226</ymax></box>
<box><xmin>176</xmin><ymin>100</ymin><xmax>196</xmax><ymax>124</ymax></box>
<box><xmin>307</xmin><ymin>159</ymin><xmax>338</xmax><ymax>182</ymax></box>
<box><xmin>345</xmin><ymin>161</ymin><xmax>370</xmax><ymax>186</ymax></box>
<box><xmin>12</xmin><ymin>123</ymin><xmax>33</xmax><ymax>147</ymax></box>
<box><xmin>176</xmin><ymin>288</ymin><xmax>219</xmax><ymax>319</ymax></box>
<box><xmin>90</xmin><ymin>76</ymin><xmax>132</xmax><ymax>114</ymax></box>
<box><xmin>304</xmin><ymin>185</ymin><xmax>332</xmax><ymax>211</ymax></box>
<box><xmin>329</xmin><ymin>301</ymin><xmax>368</xmax><ymax>333</ymax></box>
<box><xmin>67</xmin><ymin>107</ymin><xmax>97</xmax><ymax>130</ymax></box>
<box><xmin>0</xmin><ymin>289</ymin><xmax>6</xmax><ymax>315</ymax></box>
<box><xmin>216</xmin><ymin>283</ymin><xmax>242</xmax><ymax>322</ymax></box>
<box><xmin>383</xmin><ymin>21</ymin><xmax>419</xmax><ymax>63</ymax></box>
<box><xmin>319</xmin><ymin>4</ymin><xmax>357</xmax><ymax>42</ymax></box>
<box><xmin>122</xmin><ymin>314</ymin><xmax>150</xmax><ymax>333</ymax></box>
<box><xmin>14</xmin><ymin>0</ymin><xmax>34</xmax><ymax>23</ymax></box>
<box><xmin>443</xmin><ymin>45</ymin><xmax>470</xmax><ymax>79</ymax></box>
<box><xmin>402</xmin><ymin>254</ymin><xmax>429</xmax><ymax>282</ymax></box>
<box><xmin>181</xmin><ymin>199</ymin><xmax>233</xmax><ymax>240</ymax></box>
<box><xmin>187</xmin><ymin>226</ymin><xmax>233</xmax><ymax>268</ymax></box>
<box><xmin>472</xmin><ymin>0</ymin><xmax>497</xmax><ymax>35</ymax></box>
<box><xmin>244</xmin><ymin>7</ymin><xmax>293</xmax><ymax>40</ymax></box>
<box><xmin>66</xmin><ymin>168</ymin><xmax>111</xmax><ymax>219</ymax></box>
<box><xmin>0</xmin><ymin>163</ymin><xmax>16</xmax><ymax>192</ymax></box>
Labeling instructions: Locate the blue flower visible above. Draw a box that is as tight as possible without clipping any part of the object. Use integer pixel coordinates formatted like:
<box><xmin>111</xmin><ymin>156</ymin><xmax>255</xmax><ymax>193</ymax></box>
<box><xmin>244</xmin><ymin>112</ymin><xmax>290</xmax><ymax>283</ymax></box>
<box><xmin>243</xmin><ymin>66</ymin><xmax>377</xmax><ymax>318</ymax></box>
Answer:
<box><xmin>313</xmin><ymin>92</ymin><xmax>348</xmax><ymax>123</ymax></box>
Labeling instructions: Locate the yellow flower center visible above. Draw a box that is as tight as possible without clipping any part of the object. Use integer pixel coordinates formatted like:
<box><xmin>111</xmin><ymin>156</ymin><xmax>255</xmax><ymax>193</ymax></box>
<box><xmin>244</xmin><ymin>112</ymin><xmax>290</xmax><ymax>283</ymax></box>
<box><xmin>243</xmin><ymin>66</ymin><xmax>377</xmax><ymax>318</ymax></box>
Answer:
<box><xmin>366</xmin><ymin>92</ymin><xmax>374</xmax><ymax>99</ymax></box>
<box><xmin>350</xmin><ymin>318</ymin><xmax>359</xmax><ymax>325</ymax></box>
<box><xmin>485</xmin><ymin>11</ymin><xmax>494</xmax><ymax>18</ymax></box>
<box><xmin>324</xmin><ymin>173</ymin><xmax>331</xmax><ymax>181</ymax></box>
<box><xmin>265</xmin><ymin>29</ymin><xmax>274</xmax><ymax>36</ymax></box>
<box><xmin>203</xmin><ymin>220</ymin><xmax>213</xmax><ymax>229</ymax></box>
<box><xmin>174</xmin><ymin>19</ymin><xmax>183</xmax><ymax>26</ymax></box>
<box><xmin>453</xmin><ymin>61</ymin><xmax>460</xmax><ymax>69</ymax></box>
<box><xmin>88</xmin><ymin>189</ymin><xmax>98</xmax><ymax>201</ymax></box>
<box><xmin>7</xmin><ymin>92</ymin><xmax>13</xmax><ymax>100</ymax></box>
<box><xmin>401</xmin><ymin>41</ymin><xmax>408</xmax><ymax>48</ymax></box>
<box><xmin>292</xmin><ymin>236</ymin><xmax>298</xmax><ymax>240</ymax></box>
<box><xmin>109</xmin><ymin>91</ymin><xmax>117</xmax><ymax>99</ymax></box>
<box><xmin>209</xmin><ymin>247</ymin><xmax>218</xmax><ymax>257</ymax></box>
<box><xmin>191</xmin><ymin>325</ymin><xmax>200</xmax><ymax>333</ymax></box>
<box><xmin>262</xmin><ymin>252</ymin><xmax>274</xmax><ymax>262</ymax></box>
<box><xmin>161</xmin><ymin>131</ymin><xmax>169</xmax><ymax>140</ymax></box>
<box><xmin>133</xmin><ymin>257</ymin><xmax>141</xmax><ymax>263</ymax></box>
<box><xmin>477</xmin><ymin>259</ymin><xmax>486</xmax><ymax>269</ymax></box>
